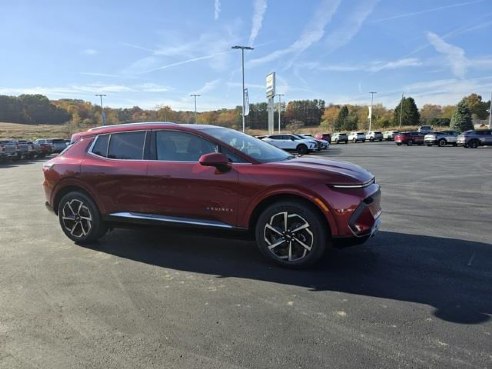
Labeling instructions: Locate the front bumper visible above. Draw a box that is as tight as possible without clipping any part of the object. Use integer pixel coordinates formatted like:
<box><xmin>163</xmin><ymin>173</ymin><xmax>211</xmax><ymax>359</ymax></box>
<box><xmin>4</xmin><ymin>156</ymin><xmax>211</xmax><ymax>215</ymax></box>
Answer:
<box><xmin>348</xmin><ymin>189</ymin><xmax>382</xmax><ymax>238</ymax></box>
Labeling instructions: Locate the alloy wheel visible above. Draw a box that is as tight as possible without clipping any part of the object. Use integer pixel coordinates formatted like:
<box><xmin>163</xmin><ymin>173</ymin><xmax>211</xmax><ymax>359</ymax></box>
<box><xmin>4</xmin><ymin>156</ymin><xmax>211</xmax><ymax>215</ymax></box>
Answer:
<box><xmin>263</xmin><ymin>211</ymin><xmax>314</xmax><ymax>262</ymax></box>
<box><xmin>61</xmin><ymin>199</ymin><xmax>93</xmax><ymax>239</ymax></box>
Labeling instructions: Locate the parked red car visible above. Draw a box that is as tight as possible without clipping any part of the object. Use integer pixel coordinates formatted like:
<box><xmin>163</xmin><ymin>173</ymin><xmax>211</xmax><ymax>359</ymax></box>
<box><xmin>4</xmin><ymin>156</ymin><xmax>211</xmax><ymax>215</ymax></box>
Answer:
<box><xmin>394</xmin><ymin>132</ymin><xmax>425</xmax><ymax>146</ymax></box>
<box><xmin>43</xmin><ymin>123</ymin><xmax>381</xmax><ymax>268</ymax></box>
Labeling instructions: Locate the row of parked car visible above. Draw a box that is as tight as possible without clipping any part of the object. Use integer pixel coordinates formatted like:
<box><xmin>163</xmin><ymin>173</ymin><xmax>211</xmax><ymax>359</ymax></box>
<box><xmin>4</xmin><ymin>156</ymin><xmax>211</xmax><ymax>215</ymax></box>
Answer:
<box><xmin>0</xmin><ymin>138</ymin><xmax>69</xmax><ymax>161</ymax></box>
<box><xmin>313</xmin><ymin>128</ymin><xmax>492</xmax><ymax>149</ymax></box>
<box><xmin>394</xmin><ymin>129</ymin><xmax>492</xmax><ymax>148</ymax></box>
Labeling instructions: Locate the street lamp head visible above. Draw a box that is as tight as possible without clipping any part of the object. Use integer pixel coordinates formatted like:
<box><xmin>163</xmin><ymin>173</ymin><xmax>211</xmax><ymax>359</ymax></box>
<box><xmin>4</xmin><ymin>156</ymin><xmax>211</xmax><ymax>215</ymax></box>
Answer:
<box><xmin>232</xmin><ymin>45</ymin><xmax>254</xmax><ymax>50</ymax></box>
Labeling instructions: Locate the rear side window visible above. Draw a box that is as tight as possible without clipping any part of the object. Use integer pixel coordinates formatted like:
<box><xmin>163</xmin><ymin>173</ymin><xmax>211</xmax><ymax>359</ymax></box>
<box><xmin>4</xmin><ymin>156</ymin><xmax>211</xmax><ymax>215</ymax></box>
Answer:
<box><xmin>91</xmin><ymin>132</ymin><xmax>146</xmax><ymax>159</ymax></box>
<box><xmin>91</xmin><ymin>134</ymin><xmax>109</xmax><ymax>157</ymax></box>
<box><xmin>108</xmin><ymin>131</ymin><xmax>146</xmax><ymax>160</ymax></box>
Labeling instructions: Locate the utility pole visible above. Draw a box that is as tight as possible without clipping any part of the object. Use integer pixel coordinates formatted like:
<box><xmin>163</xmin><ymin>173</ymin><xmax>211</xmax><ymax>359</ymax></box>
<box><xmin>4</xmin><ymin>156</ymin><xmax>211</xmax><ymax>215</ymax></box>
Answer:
<box><xmin>95</xmin><ymin>94</ymin><xmax>106</xmax><ymax>125</ymax></box>
<box><xmin>369</xmin><ymin>91</ymin><xmax>377</xmax><ymax>132</ymax></box>
<box><xmin>190</xmin><ymin>94</ymin><xmax>200</xmax><ymax>123</ymax></box>
<box><xmin>232</xmin><ymin>45</ymin><xmax>254</xmax><ymax>133</ymax></box>
<box><xmin>489</xmin><ymin>91</ymin><xmax>492</xmax><ymax>129</ymax></box>
<box><xmin>277</xmin><ymin>93</ymin><xmax>284</xmax><ymax>133</ymax></box>
<box><xmin>399</xmin><ymin>93</ymin><xmax>404</xmax><ymax>129</ymax></box>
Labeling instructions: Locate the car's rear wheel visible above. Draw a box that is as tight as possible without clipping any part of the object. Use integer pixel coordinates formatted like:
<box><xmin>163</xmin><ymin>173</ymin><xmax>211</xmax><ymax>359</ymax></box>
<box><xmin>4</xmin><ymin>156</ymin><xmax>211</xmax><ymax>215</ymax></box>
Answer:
<box><xmin>438</xmin><ymin>139</ymin><xmax>446</xmax><ymax>147</ymax></box>
<box><xmin>469</xmin><ymin>140</ymin><xmax>479</xmax><ymax>149</ymax></box>
<box><xmin>296</xmin><ymin>144</ymin><xmax>308</xmax><ymax>155</ymax></box>
<box><xmin>58</xmin><ymin>192</ymin><xmax>107</xmax><ymax>244</ymax></box>
<box><xmin>407</xmin><ymin>140</ymin><xmax>413</xmax><ymax>146</ymax></box>
<box><xmin>255</xmin><ymin>201</ymin><xmax>328</xmax><ymax>268</ymax></box>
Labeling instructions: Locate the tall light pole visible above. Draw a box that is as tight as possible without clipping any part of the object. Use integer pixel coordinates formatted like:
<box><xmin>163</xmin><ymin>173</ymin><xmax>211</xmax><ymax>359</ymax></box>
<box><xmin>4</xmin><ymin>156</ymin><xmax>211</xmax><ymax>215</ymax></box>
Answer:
<box><xmin>95</xmin><ymin>94</ymin><xmax>106</xmax><ymax>125</ymax></box>
<box><xmin>277</xmin><ymin>93</ymin><xmax>284</xmax><ymax>133</ymax></box>
<box><xmin>369</xmin><ymin>91</ymin><xmax>377</xmax><ymax>132</ymax></box>
<box><xmin>489</xmin><ymin>91</ymin><xmax>492</xmax><ymax>129</ymax></box>
<box><xmin>399</xmin><ymin>93</ymin><xmax>404</xmax><ymax>129</ymax></box>
<box><xmin>232</xmin><ymin>45</ymin><xmax>254</xmax><ymax>132</ymax></box>
<box><xmin>190</xmin><ymin>94</ymin><xmax>200</xmax><ymax>123</ymax></box>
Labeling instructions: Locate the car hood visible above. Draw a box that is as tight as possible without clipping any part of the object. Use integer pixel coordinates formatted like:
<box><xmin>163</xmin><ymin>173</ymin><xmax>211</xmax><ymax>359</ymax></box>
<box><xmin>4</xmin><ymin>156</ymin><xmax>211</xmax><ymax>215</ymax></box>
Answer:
<box><xmin>273</xmin><ymin>157</ymin><xmax>374</xmax><ymax>185</ymax></box>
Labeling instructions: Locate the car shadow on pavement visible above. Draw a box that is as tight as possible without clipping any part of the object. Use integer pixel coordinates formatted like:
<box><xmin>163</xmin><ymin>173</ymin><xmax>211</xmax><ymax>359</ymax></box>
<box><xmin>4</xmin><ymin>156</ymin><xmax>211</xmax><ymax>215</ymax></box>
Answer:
<box><xmin>83</xmin><ymin>228</ymin><xmax>492</xmax><ymax>325</ymax></box>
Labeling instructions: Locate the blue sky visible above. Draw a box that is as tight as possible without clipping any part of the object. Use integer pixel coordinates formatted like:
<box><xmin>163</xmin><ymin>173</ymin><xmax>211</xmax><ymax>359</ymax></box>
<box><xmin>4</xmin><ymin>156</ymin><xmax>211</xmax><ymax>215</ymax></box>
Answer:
<box><xmin>1</xmin><ymin>0</ymin><xmax>491</xmax><ymax>111</ymax></box>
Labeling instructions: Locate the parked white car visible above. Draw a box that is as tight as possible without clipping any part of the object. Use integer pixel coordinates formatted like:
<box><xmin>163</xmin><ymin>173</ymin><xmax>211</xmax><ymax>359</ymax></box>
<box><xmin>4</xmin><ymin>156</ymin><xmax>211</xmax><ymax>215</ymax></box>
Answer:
<box><xmin>348</xmin><ymin>132</ymin><xmax>366</xmax><ymax>143</ymax></box>
<box><xmin>366</xmin><ymin>131</ymin><xmax>383</xmax><ymax>142</ymax></box>
<box><xmin>297</xmin><ymin>134</ymin><xmax>329</xmax><ymax>150</ymax></box>
<box><xmin>383</xmin><ymin>130</ymin><xmax>399</xmax><ymax>141</ymax></box>
<box><xmin>262</xmin><ymin>134</ymin><xmax>318</xmax><ymax>154</ymax></box>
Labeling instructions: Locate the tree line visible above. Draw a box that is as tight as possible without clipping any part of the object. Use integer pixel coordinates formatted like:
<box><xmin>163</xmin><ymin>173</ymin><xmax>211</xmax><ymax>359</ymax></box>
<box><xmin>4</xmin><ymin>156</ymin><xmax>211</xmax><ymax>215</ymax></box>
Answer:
<box><xmin>0</xmin><ymin>93</ymin><xmax>489</xmax><ymax>132</ymax></box>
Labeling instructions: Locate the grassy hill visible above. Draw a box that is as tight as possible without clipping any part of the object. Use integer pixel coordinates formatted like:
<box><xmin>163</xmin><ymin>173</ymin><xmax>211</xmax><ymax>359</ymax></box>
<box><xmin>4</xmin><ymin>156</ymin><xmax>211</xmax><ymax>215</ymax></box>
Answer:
<box><xmin>0</xmin><ymin>122</ymin><xmax>73</xmax><ymax>140</ymax></box>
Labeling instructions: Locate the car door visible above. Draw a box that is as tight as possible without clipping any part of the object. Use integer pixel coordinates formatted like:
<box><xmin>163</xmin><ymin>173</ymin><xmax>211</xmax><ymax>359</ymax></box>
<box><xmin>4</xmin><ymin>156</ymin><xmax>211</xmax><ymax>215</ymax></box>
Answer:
<box><xmin>145</xmin><ymin>130</ymin><xmax>240</xmax><ymax>228</ymax></box>
<box><xmin>482</xmin><ymin>130</ymin><xmax>492</xmax><ymax>145</ymax></box>
<box><xmin>82</xmin><ymin>131</ymin><xmax>150</xmax><ymax>215</ymax></box>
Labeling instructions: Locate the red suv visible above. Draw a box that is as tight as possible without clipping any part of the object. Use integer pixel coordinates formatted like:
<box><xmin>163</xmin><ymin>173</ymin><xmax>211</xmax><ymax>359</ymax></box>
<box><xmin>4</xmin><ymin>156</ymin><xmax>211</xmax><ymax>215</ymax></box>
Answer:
<box><xmin>43</xmin><ymin>123</ymin><xmax>381</xmax><ymax>268</ymax></box>
<box><xmin>394</xmin><ymin>132</ymin><xmax>424</xmax><ymax>146</ymax></box>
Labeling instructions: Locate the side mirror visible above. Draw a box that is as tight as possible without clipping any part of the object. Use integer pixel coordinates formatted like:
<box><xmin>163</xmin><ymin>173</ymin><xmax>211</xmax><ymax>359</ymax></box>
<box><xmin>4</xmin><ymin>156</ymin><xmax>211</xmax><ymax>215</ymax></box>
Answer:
<box><xmin>199</xmin><ymin>152</ymin><xmax>231</xmax><ymax>171</ymax></box>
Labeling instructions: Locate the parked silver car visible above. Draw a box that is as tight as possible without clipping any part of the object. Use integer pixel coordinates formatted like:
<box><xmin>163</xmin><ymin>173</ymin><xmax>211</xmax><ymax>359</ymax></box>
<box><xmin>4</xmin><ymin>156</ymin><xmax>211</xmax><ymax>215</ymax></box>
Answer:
<box><xmin>457</xmin><ymin>129</ymin><xmax>492</xmax><ymax>148</ymax></box>
<box><xmin>0</xmin><ymin>140</ymin><xmax>18</xmax><ymax>160</ymax></box>
<box><xmin>424</xmin><ymin>130</ymin><xmax>458</xmax><ymax>147</ymax></box>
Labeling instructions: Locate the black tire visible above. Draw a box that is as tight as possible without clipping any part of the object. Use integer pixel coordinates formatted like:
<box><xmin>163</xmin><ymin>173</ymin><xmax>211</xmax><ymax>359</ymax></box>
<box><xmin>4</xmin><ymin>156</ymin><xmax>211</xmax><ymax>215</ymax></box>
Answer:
<box><xmin>438</xmin><ymin>139</ymin><xmax>446</xmax><ymax>147</ymax></box>
<box><xmin>58</xmin><ymin>192</ymin><xmax>107</xmax><ymax>244</ymax></box>
<box><xmin>407</xmin><ymin>140</ymin><xmax>413</xmax><ymax>146</ymax></box>
<box><xmin>296</xmin><ymin>144</ymin><xmax>308</xmax><ymax>155</ymax></box>
<box><xmin>469</xmin><ymin>140</ymin><xmax>479</xmax><ymax>149</ymax></box>
<box><xmin>396</xmin><ymin>143</ymin><xmax>402</xmax><ymax>146</ymax></box>
<box><xmin>255</xmin><ymin>201</ymin><xmax>328</xmax><ymax>268</ymax></box>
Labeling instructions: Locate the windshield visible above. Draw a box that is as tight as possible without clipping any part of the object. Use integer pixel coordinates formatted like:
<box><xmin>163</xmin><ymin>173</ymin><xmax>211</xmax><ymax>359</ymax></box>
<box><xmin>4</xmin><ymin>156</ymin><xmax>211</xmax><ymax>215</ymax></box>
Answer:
<box><xmin>200</xmin><ymin>127</ymin><xmax>293</xmax><ymax>163</ymax></box>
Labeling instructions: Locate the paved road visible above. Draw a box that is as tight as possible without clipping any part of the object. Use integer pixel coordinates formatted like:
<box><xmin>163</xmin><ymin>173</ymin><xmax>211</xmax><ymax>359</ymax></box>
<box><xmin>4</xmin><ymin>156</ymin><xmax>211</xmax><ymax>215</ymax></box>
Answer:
<box><xmin>0</xmin><ymin>143</ymin><xmax>491</xmax><ymax>368</ymax></box>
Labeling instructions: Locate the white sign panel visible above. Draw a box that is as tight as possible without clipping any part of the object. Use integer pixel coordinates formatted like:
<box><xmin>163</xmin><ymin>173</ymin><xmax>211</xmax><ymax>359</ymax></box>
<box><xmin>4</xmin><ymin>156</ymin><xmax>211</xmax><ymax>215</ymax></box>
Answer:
<box><xmin>244</xmin><ymin>88</ymin><xmax>249</xmax><ymax>116</ymax></box>
<box><xmin>266</xmin><ymin>72</ymin><xmax>276</xmax><ymax>98</ymax></box>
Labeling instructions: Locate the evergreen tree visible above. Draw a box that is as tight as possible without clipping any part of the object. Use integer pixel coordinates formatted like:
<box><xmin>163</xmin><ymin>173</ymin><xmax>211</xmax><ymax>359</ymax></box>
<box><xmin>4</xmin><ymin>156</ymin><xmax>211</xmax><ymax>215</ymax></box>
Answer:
<box><xmin>335</xmin><ymin>105</ymin><xmax>348</xmax><ymax>131</ymax></box>
<box><xmin>450</xmin><ymin>100</ymin><xmax>473</xmax><ymax>132</ymax></box>
<box><xmin>393</xmin><ymin>97</ymin><xmax>420</xmax><ymax>126</ymax></box>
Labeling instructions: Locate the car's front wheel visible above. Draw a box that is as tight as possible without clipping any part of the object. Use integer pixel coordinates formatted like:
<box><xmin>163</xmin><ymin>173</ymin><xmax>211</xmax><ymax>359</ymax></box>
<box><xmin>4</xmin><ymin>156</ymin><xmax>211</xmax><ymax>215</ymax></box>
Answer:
<box><xmin>469</xmin><ymin>139</ymin><xmax>479</xmax><ymax>149</ymax></box>
<box><xmin>255</xmin><ymin>201</ymin><xmax>328</xmax><ymax>268</ymax></box>
<box><xmin>58</xmin><ymin>192</ymin><xmax>107</xmax><ymax>244</ymax></box>
<box><xmin>296</xmin><ymin>144</ymin><xmax>308</xmax><ymax>155</ymax></box>
<box><xmin>438</xmin><ymin>139</ymin><xmax>447</xmax><ymax>147</ymax></box>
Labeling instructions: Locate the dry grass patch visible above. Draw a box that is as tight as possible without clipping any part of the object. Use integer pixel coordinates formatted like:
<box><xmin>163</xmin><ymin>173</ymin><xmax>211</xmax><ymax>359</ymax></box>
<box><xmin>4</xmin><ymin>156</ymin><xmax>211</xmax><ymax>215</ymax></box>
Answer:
<box><xmin>0</xmin><ymin>122</ymin><xmax>75</xmax><ymax>140</ymax></box>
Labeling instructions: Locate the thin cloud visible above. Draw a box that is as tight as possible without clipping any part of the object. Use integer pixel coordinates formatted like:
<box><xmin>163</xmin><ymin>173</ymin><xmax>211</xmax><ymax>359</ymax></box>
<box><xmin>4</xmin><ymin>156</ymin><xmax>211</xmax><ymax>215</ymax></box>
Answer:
<box><xmin>192</xmin><ymin>79</ymin><xmax>221</xmax><ymax>95</ymax></box>
<box><xmin>427</xmin><ymin>32</ymin><xmax>467</xmax><ymax>78</ymax></box>
<box><xmin>249</xmin><ymin>0</ymin><xmax>267</xmax><ymax>46</ymax></box>
<box><xmin>373</xmin><ymin>0</ymin><xmax>485</xmax><ymax>23</ymax></box>
<box><xmin>306</xmin><ymin>57</ymin><xmax>422</xmax><ymax>72</ymax></box>
<box><xmin>214</xmin><ymin>0</ymin><xmax>221</xmax><ymax>20</ymax></box>
<box><xmin>145</xmin><ymin>51</ymin><xmax>229</xmax><ymax>73</ymax></box>
<box><xmin>323</xmin><ymin>0</ymin><xmax>380</xmax><ymax>53</ymax></box>
<box><xmin>82</xmin><ymin>49</ymin><xmax>97</xmax><ymax>56</ymax></box>
<box><xmin>80</xmin><ymin>72</ymin><xmax>125</xmax><ymax>78</ymax></box>
<box><xmin>250</xmin><ymin>0</ymin><xmax>341</xmax><ymax>66</ymax></box>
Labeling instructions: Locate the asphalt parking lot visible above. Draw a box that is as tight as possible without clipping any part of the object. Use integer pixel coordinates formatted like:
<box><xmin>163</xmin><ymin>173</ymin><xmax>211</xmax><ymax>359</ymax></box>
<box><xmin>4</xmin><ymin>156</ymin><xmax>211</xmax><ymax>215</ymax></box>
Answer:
<box><xmin>0</xmin><ymin>142</ymin><xmax>491</xmax><ymax>369</ymax></box>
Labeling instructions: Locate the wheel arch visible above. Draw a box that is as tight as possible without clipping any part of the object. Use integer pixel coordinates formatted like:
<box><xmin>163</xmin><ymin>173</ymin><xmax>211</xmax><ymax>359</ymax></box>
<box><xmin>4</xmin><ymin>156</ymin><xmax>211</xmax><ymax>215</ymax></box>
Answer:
<box><xmin>53</xmin><ymin>185</ymin><xmax>98</xmax><ymax>216</ymax></box>
<box><xmin>247</xmin><ymin>194</ymin><xmax>335</xmax><ymax>237</ymax></box>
